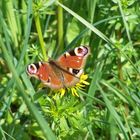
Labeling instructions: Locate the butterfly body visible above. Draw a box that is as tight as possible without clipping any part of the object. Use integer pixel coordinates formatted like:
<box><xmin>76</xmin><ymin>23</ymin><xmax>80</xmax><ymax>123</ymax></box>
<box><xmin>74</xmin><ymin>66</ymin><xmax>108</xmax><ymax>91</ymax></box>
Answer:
<box><xmin>26</xmin><ymin>45</ymin><xmax>90</xmax><ymax>89</ymax></box>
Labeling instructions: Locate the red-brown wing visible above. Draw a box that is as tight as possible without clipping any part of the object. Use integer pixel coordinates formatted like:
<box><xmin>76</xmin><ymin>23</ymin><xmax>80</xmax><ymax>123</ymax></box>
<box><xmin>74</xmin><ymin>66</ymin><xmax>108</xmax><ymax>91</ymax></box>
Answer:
<box><xmin>27</xmin><ymin>62</ymin><xmax>63</xmax><ymax>89</ymax></box>
<box><xmin>55</xmin><ymin>46</ymin><xmax>90</xmax><ymax>87</ymax></box>
<box><xmin>57</xmin><ymin>45</ymin><xmax>90</xmax><ymax>69</ymax></box>
<box><xmin>38</xmin><ymin>63</ymin><xmax>64</xmax><ymax>89</ymax></box>
<box><xmin>62</xmin><ymin>72</ymin><xmax>80</xmax><ymax>87</ymax></box>
<box><xmin>27</xmin><ymin>46</ymin><xmax>90</xmax><ymax>89</ymax></box>
<box><xmin>58</xmin><ymin>55</ymin><xmax>83</xmax><ymax>69</ymax></box>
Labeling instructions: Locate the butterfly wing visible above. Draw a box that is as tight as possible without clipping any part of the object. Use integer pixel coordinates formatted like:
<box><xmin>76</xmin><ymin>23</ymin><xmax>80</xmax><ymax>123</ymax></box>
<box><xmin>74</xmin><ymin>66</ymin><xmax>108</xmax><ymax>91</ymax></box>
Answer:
<box><xmin>26</xmin><ymin>45</ymin><xmax>90</xmax><ymax>89</ymax></box>
<box><xmin>55</xmin><ymin>45</ymin><xmax>90</xmax><ymax>87</ymax></box>
<box><xmin>57</xmin><ymin>45</ymin><xmax>90</xmax><ymax>69</ymax></box>
<box><xmin>27</xmin><ymin>62</ymin><xmax>64</xmax><ymax>89</ymax></box>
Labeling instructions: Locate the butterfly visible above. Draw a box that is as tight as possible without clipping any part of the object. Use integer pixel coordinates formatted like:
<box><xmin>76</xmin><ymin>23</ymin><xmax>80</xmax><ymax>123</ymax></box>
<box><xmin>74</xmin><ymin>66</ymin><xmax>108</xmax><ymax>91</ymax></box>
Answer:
<box><xmin>26</xmin><ymin>45</ymin><xmax>90</xmax><ymax>89</ymax></box>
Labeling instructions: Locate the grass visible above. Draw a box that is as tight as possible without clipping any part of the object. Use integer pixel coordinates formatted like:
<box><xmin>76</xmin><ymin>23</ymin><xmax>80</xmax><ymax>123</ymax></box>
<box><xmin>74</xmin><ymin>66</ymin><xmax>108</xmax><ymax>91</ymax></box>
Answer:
<box><xmin>0</xmin><ymin>0</ymin><xmax>140</xmax><ymax>139</ymax></box>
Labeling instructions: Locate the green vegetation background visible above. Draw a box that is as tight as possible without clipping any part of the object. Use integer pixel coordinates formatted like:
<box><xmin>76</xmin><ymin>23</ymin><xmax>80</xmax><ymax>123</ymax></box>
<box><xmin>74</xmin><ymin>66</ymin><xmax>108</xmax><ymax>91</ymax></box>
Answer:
<box><xmin>0</xmin><ymin>0</ymin><xmax>140</xmax><ymax>140</ymax></box>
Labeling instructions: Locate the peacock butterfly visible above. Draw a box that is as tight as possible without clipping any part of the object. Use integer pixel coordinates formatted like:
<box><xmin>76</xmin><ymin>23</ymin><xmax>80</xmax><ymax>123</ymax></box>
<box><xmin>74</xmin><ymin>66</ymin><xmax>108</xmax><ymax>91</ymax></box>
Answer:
<box><xmin>26</xmin><ymin>45</ymin><xmax>90</xmax><ymax>89</ymax></box>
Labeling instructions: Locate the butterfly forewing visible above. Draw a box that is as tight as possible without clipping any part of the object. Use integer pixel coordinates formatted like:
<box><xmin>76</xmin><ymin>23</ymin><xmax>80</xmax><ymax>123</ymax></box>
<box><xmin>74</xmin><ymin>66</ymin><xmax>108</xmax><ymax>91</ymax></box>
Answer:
<box><xmin>57</xmin><ymin>46</ymin><xmax>90</xmax><ymax>69</ymax></box>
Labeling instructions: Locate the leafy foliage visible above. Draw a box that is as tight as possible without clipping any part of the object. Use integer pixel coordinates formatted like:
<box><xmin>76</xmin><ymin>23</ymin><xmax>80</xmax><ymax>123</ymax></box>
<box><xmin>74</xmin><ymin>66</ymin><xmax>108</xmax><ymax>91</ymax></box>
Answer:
<box><xmin>0</xmin><ymin>0</ymin><xmax>140</xmax><ymax>139</ymax></box>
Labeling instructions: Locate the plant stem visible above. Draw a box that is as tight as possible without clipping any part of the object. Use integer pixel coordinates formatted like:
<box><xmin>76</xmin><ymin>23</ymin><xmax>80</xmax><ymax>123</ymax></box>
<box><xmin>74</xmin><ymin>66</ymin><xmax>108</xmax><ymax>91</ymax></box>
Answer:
<box><xmin>34</xmin><ymin>14</ymin><xmax>48</xmax><ymax>61</ymax></box>
<box><xmin>57</xmin><ymin>0</ymin><xmax>64</xmax><ymax>53</ymax></box>
<box><xmin>0</xmin><ymin>37</ymin><xmax>56</xmax><ymax>140</ymax></box>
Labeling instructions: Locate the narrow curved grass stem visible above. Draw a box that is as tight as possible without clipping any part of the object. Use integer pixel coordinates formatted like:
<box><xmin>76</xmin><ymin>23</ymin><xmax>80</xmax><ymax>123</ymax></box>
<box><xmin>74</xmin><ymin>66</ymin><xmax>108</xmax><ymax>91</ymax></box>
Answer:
<box><xmin>34</xmin><ymin>14</ymin><xmax>48</xmax><ymax>61</ymax></box>
<box><xmin>57</xmin><ymin>0</ymin><xmax>64</xmax><ymax>53</ymax></box>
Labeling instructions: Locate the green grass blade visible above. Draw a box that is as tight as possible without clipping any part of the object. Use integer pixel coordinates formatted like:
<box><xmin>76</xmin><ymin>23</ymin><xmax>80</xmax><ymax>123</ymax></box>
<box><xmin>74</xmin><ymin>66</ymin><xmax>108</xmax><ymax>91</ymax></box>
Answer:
<box><xmin>34</xmin><ymin>14</ymin><xmax>48</xmax><ymax>61</ymax></box>
<box><xmin>57</xmin><ymin>0</ymin><xmax>64</xmax><ymax>53</ymax></box>
<box><xmin>66</xmin><ymin>15</ymin><xmax>123</xmax><ymax>49</ymax></box>
<box><xmin>98</xmin><ymin>84</ymin><xmax>129</xmax><ymax>140</ymax></box>
<box><xmin>117</xmin><ymin>0</ymin><xmax>132</xmax><ymax>42</ymax></box>
<box><xmin>101</xmin><ymin>80</ymin><xmax>128</xmax><ymax>103</ymax></box>
<box><xmin>17</xmin><ymin>0</ymin><xmax>33</xmax><ymax>68</ymax></box>
<box><xmin>0</xmin><ymin>38</ymin><xmax>56</xmax><ymax>140</ymax></box>
<box><xmin>5</xmin><ymin>0</ymin><xmax>19</xmax><ymax>47</ymax></box>
<box><xmin>57</xmin><ymin>1</ymin><xmax>114</xmax><ymax>47</ymax></box>
<box><xmin>78</xmin><ymin>89</ymin><xmax>105</xmax><ymax>106</ymax></box>
<box><xmin>87</xmin><ymin>61</ymin><xmax>103</xmax><ymax>103</ymax></box>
